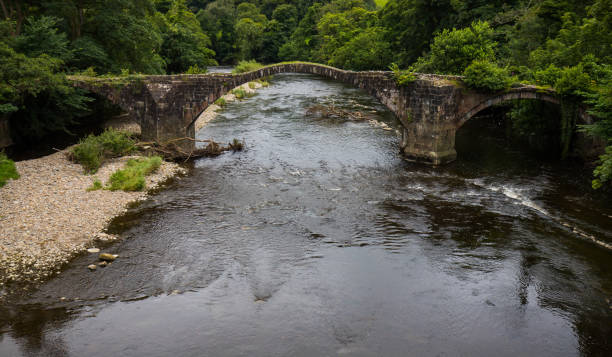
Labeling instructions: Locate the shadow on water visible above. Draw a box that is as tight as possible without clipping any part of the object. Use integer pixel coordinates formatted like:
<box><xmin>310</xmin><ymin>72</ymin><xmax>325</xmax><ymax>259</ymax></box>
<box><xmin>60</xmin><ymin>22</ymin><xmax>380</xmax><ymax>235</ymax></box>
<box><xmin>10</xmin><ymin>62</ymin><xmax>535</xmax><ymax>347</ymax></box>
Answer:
<box><xmin>1</xmin><ymin>73</ymin><xmax>611</xmax><ymax>356</ymax></box>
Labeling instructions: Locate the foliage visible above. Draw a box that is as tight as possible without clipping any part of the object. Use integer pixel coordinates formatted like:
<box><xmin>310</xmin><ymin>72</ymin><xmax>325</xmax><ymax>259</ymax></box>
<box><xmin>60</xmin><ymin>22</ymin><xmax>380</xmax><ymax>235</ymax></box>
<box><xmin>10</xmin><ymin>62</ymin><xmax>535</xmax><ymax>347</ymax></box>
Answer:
<box><xmin>463</xmin><ymin>60</ymin><xmax>513</xmax><ymax>92</ymax></box>
<box><xmin>554</xmin><ymin>64</ymin><xmax>592</xmax><ymax>97</ymax></box>
<box><xmin>196</xmin><ymin>0</ymin><xmax>237</xmax><ymax>64</ymax></box>
<box><xmin>87</xmin><ymin>178</ymin><xmax>103</xmax><ymax>191</ymax></box>
<box><xmin>71</xmin><ymin>129</ymin><xmax>135</xmax><ymax>174</ymax></box>
<box><xmin>232</xmin><ymin>88</ymin><xmax>255</xmax><ymax>99</ymax></box>
<box><xmin>0</xmin><ymin>152</ymin><xmax>19</xmax><ymax>187</ymax></box>
<box><xmin>592</xmin><ymin>145</ymin><xmax>612</xmax><ymax>189</ymax></box>
<box><xmin>0</xmin><ymin>41</ymin><xmax>91</xmax><ymax>140</ymax></box>
<box><xmin>214</xmin><ymin>97</ymin><xmax>227</xmax><ymax>107</ymax></box>
<box><xmin>106</xmin><ymin>156</ymin><xmax>162</xmax><ymax>191</ymax></box>
<box><xmin>389</xmin><ymin>63</ymin><xmax>416</xmax><ymax>86</ymax></box>
<box><xmin>412</xmin><ymin>21</ymin><xmax>497</xmax><ymax>75</ymax></box>
<box><xmin>329</xmin><ymin>27</ymin><xmax>392</xmax><ymax>70</ymax></box>
<box><xmin>186</xmin><ymin>64</ymin><xmax>207</xmax><ymax>74</ymax></box>
<box><xmin>232</xmin><ymin>60</ymin><xmax>264</xmax><ymax>73</ymax></box>
<box><xmin>14</xmin><ymin>16</ymin><xmax>72</xmax><ymax>63</ymax></box>
<box><xmin>160</xmin><ymin>0</ymin><xmax>217</xmax><ymax>73</ymax></box>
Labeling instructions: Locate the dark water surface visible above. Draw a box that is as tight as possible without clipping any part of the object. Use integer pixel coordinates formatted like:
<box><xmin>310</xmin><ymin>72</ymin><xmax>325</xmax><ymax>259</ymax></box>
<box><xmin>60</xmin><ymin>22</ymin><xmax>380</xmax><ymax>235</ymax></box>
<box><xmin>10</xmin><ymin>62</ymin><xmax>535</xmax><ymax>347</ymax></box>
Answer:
<box><xmin>1</xmin><ymin>74</ymin><xmax>611</xmax><ymax>356</ymax></box>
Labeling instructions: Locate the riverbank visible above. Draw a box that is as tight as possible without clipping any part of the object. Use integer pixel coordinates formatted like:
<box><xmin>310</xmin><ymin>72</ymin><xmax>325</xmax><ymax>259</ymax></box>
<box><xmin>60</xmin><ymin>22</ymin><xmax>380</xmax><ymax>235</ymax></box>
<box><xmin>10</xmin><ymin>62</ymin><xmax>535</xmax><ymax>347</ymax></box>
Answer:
<box><xmin>0</xmin><ymin>150</ymin><xmax>185</xmax><ymax>286</ymax></box>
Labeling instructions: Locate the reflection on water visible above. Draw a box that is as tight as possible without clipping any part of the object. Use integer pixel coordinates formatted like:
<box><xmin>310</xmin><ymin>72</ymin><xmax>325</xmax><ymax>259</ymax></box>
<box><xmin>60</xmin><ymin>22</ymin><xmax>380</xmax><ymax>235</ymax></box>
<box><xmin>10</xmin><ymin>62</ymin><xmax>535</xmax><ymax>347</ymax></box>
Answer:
<box><xmin>1</xmin><ymin>74</ymin><xmax>611</xmax><ymax>356</ymax></box>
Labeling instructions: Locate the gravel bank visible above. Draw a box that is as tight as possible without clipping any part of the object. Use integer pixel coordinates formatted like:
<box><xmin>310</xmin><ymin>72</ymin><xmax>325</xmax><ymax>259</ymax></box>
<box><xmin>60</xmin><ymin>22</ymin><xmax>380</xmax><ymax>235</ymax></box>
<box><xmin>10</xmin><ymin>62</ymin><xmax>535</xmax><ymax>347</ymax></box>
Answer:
<box><xmin>194</xmin><ymin>81</ymin><xmax>264</xmax><ymax>132</ymax></box>
<box><xmin>0</xmin><ymin>150</ymin><xmax>184</xmax><ymax>286</ymax></box>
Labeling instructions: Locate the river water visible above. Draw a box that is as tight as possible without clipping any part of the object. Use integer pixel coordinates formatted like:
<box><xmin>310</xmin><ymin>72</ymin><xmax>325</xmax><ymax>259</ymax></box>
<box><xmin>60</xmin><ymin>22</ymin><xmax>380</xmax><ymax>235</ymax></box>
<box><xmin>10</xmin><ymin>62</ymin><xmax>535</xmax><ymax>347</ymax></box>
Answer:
<box><xmin>1</xmin><ymin>73</ymin><xmax>611</xmax><ymax>356</ymax></box>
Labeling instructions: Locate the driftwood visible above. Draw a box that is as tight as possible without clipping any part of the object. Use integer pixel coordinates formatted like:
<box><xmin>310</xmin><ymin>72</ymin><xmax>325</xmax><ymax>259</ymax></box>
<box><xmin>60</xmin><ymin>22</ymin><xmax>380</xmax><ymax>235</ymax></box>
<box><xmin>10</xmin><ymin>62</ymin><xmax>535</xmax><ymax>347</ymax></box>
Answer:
<box><xmin>305</xmin><ymin>103</ymin><xmax>372</xmax><ymax>121</ymax></box>
<box><xmin>136</xmin><ymin>137</ymin><xmax>244</xmax><ymax>162</ymax></box>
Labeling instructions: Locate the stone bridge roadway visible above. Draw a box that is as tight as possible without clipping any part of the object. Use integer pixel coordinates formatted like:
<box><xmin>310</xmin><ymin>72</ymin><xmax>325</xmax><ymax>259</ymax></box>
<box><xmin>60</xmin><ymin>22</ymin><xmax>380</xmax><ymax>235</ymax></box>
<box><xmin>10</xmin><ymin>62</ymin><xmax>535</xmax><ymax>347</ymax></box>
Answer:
<box><xmin>70</xmin><ymin>62</ymin><xmax>559</xmax><ymax>165</ymax></box>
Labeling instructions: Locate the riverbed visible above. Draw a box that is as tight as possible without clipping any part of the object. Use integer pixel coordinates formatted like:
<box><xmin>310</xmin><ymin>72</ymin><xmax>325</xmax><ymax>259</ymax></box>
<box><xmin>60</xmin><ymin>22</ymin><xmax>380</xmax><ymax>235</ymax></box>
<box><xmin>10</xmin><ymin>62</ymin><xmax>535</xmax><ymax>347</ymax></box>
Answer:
<box><xmin>0</xmin><ymin>73</ymin><xmax>610</xmax><ymax>356</ymax></box>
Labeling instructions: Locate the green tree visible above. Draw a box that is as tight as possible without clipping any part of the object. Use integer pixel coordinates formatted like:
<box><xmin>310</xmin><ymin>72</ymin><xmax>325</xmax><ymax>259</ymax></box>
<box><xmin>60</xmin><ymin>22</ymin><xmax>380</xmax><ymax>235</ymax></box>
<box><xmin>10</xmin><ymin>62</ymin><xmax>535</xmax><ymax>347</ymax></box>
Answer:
<box><xmin>413</xmin><ymin>20</ymin><xmax>497</xmax><ymax>75</ymax></box>
<box><xmin>160</xmin><ymin>0</ymin><xmax>217</xmax><ymax>73</ymax></box>
<box><xmin>196</xmin><ymin>0</ymin><xmax>237</xmax><ymax>64</ymax></box>
<box><xmin>0</xmin><ymin>42</ymin><xmax>90</xmax><ymax>140</ymax></box>
<box><xmin>14</xmin><ymin>16</ymin><xmax>72</xmax><ymax>62</ymax></box>
<box><xmin>329</xmin><ymin>27</ymin><xmax>392</xmax><ymax>70</ymax></box>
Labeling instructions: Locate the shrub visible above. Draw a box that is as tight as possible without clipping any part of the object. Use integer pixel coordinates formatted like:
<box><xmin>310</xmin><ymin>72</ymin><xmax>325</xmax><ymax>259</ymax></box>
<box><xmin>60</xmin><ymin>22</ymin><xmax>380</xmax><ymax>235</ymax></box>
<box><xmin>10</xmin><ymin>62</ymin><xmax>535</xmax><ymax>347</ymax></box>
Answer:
<box><xmin>232</xmin><ymin>88</ymin><xmax>255</xmax><ymax>99</ymax></box>
<box><xmin>79</xmin><ymin>67</ymin><xmax>97</xmax><ymax>77</ymax></box>
<box><xmin>555</xmin><ymin>64</ymin><xmax>591</xmax><ymax>97</ymax></box>
<box><xmin>0</xmin><ymin>152</ymin><xmax>19</xmax><ymax>187</ymax></box>
<box><xmin>592</xmin><ymin>145</ymin><xmax>612</xmax><ymax>189</ymax></box>
<box><xmin>232</xmin><ymin>88</ymin><xmax>246</xmax><ymax>99</ymax></box>
<box><xmin>389</xmin><ymin>63</ymin><xmax>416</xmax><ymax>86</ymax></box>
<box><xmin>186</xmin><ymin>64</ymin><xmax>207</xmax><ymax>74</ymax></box>
<box><xmin>534</xmin><ymin>64</ymin><xmax>562</xmax><ymax>87</ymax></box>
<box><xmin>71</xmin><ymin>129</ymin><xmax>135</xmax><ymax>173</ymax></box>
<box><xmin>413</xmin><ymin>20</ymin><xmax>497</xmax><ymax>75</ymax></box>
<box><xmin>232</xmin><ymin>60</ymin><xmax>263</xmax><ymax>74</ymax></box>
<box><xmin>463</xmin><ymin>60</ymin><xmax>513</xmax><ymax>92</ymax></box>
<box><xmin>248</xmin><ymin>81</ymin><xmax>256</xmax><ymax>89</ymax></box>
<box><xmin>214</xmin><ymin>97</ymin><xmax>227</xmax><ymax>107</ymax></box>
<box><xmin>107</xmin><ymin>156</ymin><xmax>162</xmax><ymax>191</ymax></box>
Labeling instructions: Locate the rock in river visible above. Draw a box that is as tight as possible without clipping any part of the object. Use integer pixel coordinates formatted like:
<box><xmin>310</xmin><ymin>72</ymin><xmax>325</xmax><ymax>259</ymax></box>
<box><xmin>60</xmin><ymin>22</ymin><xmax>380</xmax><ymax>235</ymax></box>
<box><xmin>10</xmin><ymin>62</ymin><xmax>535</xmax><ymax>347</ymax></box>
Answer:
<box><xmin>87</xmin><ymin>264</ymin><xmax>97</xmax><ymax>271</ymax></box>
<box><xmin>87</xmin><ymin>248</ymin><xmax>100</xmax><ymax>253</ymax></box>
<box><xmin>99</xmin><ymin>253</ymin><xmax>118</xmax><ymax>261</ymax></box>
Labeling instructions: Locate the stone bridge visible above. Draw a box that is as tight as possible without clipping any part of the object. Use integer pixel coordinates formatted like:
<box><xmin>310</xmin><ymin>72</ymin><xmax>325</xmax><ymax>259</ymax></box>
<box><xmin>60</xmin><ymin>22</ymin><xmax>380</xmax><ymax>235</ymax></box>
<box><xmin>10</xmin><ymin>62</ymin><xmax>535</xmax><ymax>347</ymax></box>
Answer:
<box><xmin>70</xmin><ymin>62</ymin><xmax>559</xmax><ymax>164</ymax></box>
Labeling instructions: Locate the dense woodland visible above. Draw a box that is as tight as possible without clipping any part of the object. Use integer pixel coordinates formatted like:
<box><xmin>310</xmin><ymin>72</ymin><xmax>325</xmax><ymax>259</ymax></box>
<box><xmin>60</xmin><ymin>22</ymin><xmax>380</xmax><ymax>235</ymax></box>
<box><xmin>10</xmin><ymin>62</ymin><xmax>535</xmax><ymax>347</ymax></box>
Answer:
<box><xmin>0</xmin><ymin>0</ymin><xmax>611</xmax><ymax>187</ymax></box>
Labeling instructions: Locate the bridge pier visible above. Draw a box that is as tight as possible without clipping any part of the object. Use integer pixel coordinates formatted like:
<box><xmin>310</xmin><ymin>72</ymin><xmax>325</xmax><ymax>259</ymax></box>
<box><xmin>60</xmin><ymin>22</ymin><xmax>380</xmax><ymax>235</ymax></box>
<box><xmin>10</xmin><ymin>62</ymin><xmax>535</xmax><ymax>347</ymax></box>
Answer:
<box><xmin>400</xmin><ymin>123</ymin><xmax>457</xmax><ymax>165</ymax></box>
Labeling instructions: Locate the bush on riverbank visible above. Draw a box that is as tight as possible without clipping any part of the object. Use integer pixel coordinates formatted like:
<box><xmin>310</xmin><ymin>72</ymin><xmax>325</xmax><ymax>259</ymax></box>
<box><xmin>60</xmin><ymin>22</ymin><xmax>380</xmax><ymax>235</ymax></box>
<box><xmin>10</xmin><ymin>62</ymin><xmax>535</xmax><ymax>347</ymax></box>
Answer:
<box><xmin>71</xmin><ymin>129</ymin><xmax>135</xmax><ymax>173</ymax></box>
<box><xmin>107</xmin><ymin>156</ymin><xmax>162</xmax><ymax>191</ymax></box>
<box><xmin>232</xmin><ymin>60</ymin><xmax>263</xmax><ymax>74</ymax></box>
<box><xmin>0</xmin><ymin>152</ymin><xmax>19</xmax><ymax>187</ymax></box>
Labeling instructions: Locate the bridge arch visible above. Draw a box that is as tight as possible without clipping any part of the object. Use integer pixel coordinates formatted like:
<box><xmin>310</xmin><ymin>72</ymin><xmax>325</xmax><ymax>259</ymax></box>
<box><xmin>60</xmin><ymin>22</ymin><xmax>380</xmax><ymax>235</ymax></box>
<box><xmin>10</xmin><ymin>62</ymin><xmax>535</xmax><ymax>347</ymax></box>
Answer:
<box><xmin>455</xmin><ymin>88</ymin><xmax>560</xmax><ymax>128</ymax></box>
<box><xmin>184</xmin><ymin>63</ymin><xmax>401</xmax><ymax>133</ymax></box>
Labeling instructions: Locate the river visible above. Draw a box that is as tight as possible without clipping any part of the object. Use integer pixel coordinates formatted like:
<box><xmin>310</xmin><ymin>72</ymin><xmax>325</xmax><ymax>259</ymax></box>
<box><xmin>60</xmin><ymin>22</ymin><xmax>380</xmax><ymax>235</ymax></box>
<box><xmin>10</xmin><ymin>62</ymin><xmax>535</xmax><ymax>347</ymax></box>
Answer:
<box><xmin>0</xmin><ymin>73</ymin><xmax>611</xmax><ymax>356</ymax></box>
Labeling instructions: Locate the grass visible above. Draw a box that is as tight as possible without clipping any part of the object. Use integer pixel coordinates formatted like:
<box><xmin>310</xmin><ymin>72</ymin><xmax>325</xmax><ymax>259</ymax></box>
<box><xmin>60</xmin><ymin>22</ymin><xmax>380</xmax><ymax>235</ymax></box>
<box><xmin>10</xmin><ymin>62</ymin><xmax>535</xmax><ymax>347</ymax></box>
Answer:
<box><xmin>232</xmin><ymin>88</ymin><xmax>255</xmax><ymax>99</ymax></box>
<box><xmin>106</xmin><ymin>156</ymin><xmax>162</xmax><ymax>191</ymax></box>
<box><xmin>214</xmin><ymin>97</ymin><xmax>227</xmax><ymax>107</ymax></box>
<box><xmin>248</xmin><ymin>81</ymin><xmax>256</xmax><ymax>89</ymax></box>
<box><xmin>232</xmin><ymin>60</ymin><xmax>264</xmax><ymax>74</ymax></box>
<box><xmin>0</xmin><ymin>152</ymin><xmax>19</xmax><ymax>187</ymax></box>
<box><xmin>71</xmin><ymin>129</ymin><xmax>135</xmax><ymax>174</ymax></box>
<box><xmin>87</xmin><ymin>178</ymin><xmax>103</xmax><ymax>191</ymax></box>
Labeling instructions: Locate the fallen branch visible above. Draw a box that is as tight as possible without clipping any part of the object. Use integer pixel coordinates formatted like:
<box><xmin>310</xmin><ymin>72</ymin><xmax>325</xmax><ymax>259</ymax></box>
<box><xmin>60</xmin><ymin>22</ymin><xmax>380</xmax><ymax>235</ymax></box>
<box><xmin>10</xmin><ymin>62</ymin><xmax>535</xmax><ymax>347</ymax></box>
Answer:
<box><xmin>135</xmin><ymin>137</ymin><xmax>244</xmax><ymax>161</ymax></box>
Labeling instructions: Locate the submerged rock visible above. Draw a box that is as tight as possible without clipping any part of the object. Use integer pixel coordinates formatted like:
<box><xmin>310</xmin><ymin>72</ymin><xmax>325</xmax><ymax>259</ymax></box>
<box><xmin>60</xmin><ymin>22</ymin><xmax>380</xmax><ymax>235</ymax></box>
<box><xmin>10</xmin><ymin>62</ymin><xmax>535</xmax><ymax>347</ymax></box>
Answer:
<box><xmin>87</xmin><ymin>264</ymin><xmax>97</xmax><ymax>271</ymax></box>
<box><xmin>98</xmin><ymin>261</ymin><xmax>108</xmax><ymax>267</ymax></box>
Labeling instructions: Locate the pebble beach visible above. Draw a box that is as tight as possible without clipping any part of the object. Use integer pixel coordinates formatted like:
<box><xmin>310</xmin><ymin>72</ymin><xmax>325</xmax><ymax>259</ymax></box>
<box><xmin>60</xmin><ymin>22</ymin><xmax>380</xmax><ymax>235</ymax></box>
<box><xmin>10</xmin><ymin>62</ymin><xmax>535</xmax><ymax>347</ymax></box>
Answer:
<box><xmin>0</xmin><ymin>150</ymin><xmax>184</xmax><ymax>286</ymax></box>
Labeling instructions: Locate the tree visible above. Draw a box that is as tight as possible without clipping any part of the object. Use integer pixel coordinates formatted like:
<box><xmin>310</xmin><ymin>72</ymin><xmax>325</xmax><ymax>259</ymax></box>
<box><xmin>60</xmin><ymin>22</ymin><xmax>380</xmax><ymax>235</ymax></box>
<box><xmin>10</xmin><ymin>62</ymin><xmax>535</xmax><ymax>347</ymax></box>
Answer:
<box><xmin>160</xmin><ymin>0</ymin><xmax>217</xmax><ymax>73</ymax></box>
<box><xmin>412</xmin><ymin>20</ymin><xmax>497</xmax><ymax>74</ymax></box>
<box><xmin>329</xmin><ymin>27</ymin><xmax>392</xmax><ymax>70</ymax></box>
<box><xmin>236</xmin><ymin>17</ymin><xmax>265</xmax><ymax>60</ymax></box>
<box><xmin>196</xmin><ymin>0</ymin><xmax>237</xmax><ymax>63</ymax></box>
<box><xmin>0</xmin><ymin>42</ymin><xmax>90</xmax><ymax>140</ymax></box>
<box><xmin>14</xmin><ymin>16</ymin><xmax>72</xmax><ymax>62</ymax></box>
